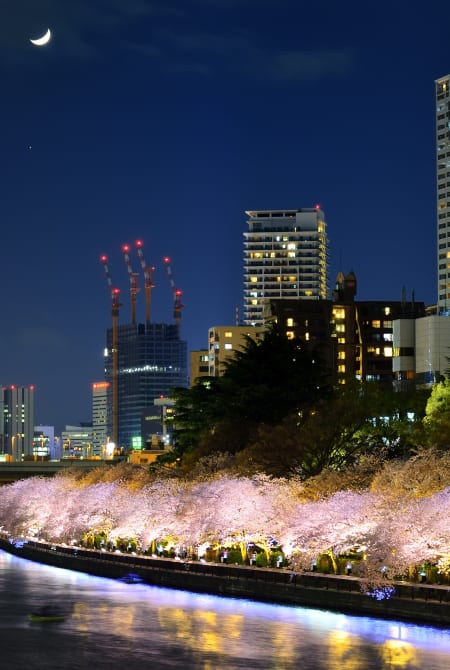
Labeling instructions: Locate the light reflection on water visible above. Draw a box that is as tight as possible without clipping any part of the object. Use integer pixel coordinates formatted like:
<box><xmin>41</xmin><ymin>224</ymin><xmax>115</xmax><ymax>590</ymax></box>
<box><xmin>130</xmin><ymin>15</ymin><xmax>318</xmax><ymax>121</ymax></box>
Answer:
<box><xmin>0</xmin><ymin>550</ymin><xmax>449</xmax><ymax>669</ymax></box>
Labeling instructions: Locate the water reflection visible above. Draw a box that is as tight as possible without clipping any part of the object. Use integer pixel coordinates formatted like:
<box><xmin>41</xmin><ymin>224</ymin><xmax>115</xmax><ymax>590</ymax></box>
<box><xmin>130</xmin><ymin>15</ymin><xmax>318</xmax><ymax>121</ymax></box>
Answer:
<box><xmin>0</xmin><ymin>550</ymin><xmax>449</xmax><ymax>669</ymax></box>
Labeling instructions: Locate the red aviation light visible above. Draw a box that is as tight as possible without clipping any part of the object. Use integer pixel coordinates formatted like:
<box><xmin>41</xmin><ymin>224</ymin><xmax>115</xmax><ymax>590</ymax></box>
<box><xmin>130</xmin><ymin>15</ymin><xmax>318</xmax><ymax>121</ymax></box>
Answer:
<box><xmin>29</xmin><ymin>385</ymin><xmax>35</xmax><ymax>391</ymax></box>
<box><xmin>100</xmin><ymin>254</ymin><xmax>108</xmax><ymax>263</ymax></box>
<box><xmin>122</xmin><ymin>244</ymin><xmax>130</xmax><ymax>253</ymax></box>
<box><xmin>175</xmin><ymin>289</ymin><xmax>183</xmax><ymax>296</ymax></box>
<box><xmin>135</xmin><ymin>239</ymin><xmax>143</xmax><ymax>248</ymax></box>
<box><xmin>163</xmin><ymin>256</ymin><xmax>170</xmax><ymax>264</ymax></box>
<box><xmin>315</xmin><ymin>204</ymin><xmax>321</xmax><ymax>210</ymax></box>
<box><xmin>113</xmin><ymin>288</ymin><xmax>120</xmax><ymax>295</ymax></box>
<box><xmin>93</xmin><ymin>382</ymin><xmax>110</xmax><ymax>389</ymax></box>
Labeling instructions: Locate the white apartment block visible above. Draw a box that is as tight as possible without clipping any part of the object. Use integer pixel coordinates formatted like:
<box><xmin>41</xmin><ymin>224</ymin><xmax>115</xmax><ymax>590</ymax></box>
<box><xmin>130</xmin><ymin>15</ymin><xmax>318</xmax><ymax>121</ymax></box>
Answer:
<box><xmin>243</xmin><ymin>208</ymin><xmax>329</xmax><ymax>326</ymax></box>
<box><xmin>436</xmin><ymin>75</ymin><xmax>450</xmax><ymax>313</ymax></box>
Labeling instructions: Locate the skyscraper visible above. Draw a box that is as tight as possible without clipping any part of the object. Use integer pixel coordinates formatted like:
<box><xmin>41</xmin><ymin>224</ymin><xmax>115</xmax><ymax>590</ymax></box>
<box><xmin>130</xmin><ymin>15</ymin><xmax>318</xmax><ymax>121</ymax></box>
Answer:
<box><xmin>1</xmin><ymin>385</ymin><xmax>35</xmax><ymax>460</ymax></box>
<box><xmin>243</xmin><ymin>208</ymin><xmax>329</xmax><ymax>325</ymax></box>
<box><xmin>92</xmin><ymin>382</ymin><xmax>109</xmax><ymax>457</ymax></box>
<box><xmin>104</xmin><ymin>323</ymin><xmax>187</xmax><ymax>450</ymax></box>
<box><xmin>436</xmin><ymin>75</ymin><xmax>450</xmax><ymax>313</ymax></box>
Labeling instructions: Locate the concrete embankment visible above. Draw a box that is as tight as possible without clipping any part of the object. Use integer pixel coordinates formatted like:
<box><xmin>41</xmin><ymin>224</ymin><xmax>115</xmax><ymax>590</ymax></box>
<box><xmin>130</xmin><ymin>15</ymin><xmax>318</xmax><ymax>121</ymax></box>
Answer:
<box><xmin>1</xmin><ymin>538</ymin><xmax>450</xmax><ymax>626</ymax></box>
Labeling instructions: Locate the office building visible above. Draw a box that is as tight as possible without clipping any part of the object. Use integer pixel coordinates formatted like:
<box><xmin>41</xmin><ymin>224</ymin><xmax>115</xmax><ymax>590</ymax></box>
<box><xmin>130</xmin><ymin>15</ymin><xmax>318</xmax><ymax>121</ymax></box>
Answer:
<box><xmin>92</xmin><ymin>382</ymin><xmax>109</xmax><ymax>458</ymax></box>
<box><xmin>436</xmin><ymin>75</ymin><xmax>450</xmax><ymax>314</ymax></box>
<box><xmin>243</xmin><ymin>207</ymin><xmax>329</xmax><ymax>326</ymax></box>
<box><xmin>104</xmin><ymin>322</ymin><xmax>187</xmax><ymax>450</ymax></box>
<box><xmin>1</xmin><ymin>386</ymin><xmax>35</xmax><ymax>460</ymax></box>
<box><xmin>61</xmin><ymin>424</ymin><xmax>93</xmax><ymax>459</ymax></box>
<box><xmin>34</xmin><ymin>425</ymin><xmax>61</xmax><ymax>460</ymax></box>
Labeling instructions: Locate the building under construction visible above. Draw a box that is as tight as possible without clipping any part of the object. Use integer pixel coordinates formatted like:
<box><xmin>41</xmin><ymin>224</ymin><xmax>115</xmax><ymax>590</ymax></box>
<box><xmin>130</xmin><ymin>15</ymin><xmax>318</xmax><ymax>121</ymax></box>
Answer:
<box><xmin>101</xmin><ymin>241</ymin><xmax>187</xmax><ymax>450</ymax></box>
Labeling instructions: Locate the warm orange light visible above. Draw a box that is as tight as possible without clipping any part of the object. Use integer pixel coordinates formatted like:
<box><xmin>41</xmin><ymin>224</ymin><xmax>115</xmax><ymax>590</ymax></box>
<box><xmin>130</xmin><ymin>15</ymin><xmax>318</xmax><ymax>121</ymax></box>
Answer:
<box><xmin>93</xmin><ymin>382</ymin><xmax>110</xmax><ymax>389</ymax></box>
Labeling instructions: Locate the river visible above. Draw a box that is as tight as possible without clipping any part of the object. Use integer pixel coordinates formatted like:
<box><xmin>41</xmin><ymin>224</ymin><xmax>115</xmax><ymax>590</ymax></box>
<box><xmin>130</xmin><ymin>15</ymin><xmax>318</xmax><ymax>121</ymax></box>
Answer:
<box><xmin>0</xmin><ymin>550</ymin><xmax>449</xmax><ymax>669</ymax></box>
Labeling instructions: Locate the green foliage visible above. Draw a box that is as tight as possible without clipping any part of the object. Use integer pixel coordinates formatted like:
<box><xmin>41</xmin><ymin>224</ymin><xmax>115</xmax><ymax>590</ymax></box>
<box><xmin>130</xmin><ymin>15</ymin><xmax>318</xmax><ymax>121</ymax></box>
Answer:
<box><xmin>255</xmin><ymin>552</ymin><xmax>268</xmax><ymax>567</ymax></box>
<box><xmin>423</xmin><ymin>379</ymin><xmax>450</xmax><ymax>449</ymax></box>
<box><xmin>236</xmin><ymin>382</ymin><xmax>426</xmax><ymax>478</ymax></box>
<box><xmin>226</xmin><ymin>547</ymin><xmax>243</xmax><ymax>565</ymax></box>
<box><xmin>165</xmin><ymin>324</ymin><xmax>331</xmax><ymax>468</ymax></box>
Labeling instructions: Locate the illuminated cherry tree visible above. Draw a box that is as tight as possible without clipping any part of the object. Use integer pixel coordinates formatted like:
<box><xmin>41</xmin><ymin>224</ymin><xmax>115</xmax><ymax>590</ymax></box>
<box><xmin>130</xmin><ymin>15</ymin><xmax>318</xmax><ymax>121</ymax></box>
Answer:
<box><xmin>0</xmin><ymin>468</ymin><xmax>449</xmax><ymax>584</ymax></box>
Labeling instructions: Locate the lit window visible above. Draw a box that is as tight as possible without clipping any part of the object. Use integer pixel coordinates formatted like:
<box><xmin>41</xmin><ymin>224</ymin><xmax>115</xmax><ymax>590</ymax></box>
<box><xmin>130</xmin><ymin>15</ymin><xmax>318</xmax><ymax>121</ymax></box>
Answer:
<box><xmin>333</xmin><ymin>308</ymin><xmax>345</xmax><ymax>319</ymax></box>
<box><xmin>287</xmin><ymin>243</ymin><xmax>296</xmax><ymax>250</ymax></box>
<box><xmin>372</xmin><ymin>320</ymin><xmax>381</xmax><ymax>328</ymax></box>
<box><xmin>225</xmin><ymin>332</ymin><xmax>232</xmax><ymax>337</ymax></box>
<box><xmin>336</xmin><ymin>324</ymin><xmax>345</xmax><ymax>333</ymax></box>
<box><xmin>338</xmin><ymin>365</ymin><xmax>346</xmax><ymax>373</ymax></box>
<box><xmin>383</xmin><ymin>333</ymin><xmax>393</xmax><ymax>342</ymax></box>
<box><xmin>250</xmin><ymin>276</ymin><xmax>258</xmax><ymax>283</ymax></box>
<box><xmin>286</xmin><ymin>331</ymin><xmax>294</xmax><ymax>339</ymax></box>
<box><xmin>384</xmin><ymin>307</ymin><xmax>391</xmax><ymax>316</ymax></box>
<box><xmin>384</xmin><ymin>347</ymin><xmax>393</xmax><ymax>357</ymax></box>
<box><xmin>338</xmin><ymin>351</ymin><xmax>346</xmax><ymax>360</ymax></box>
<box><xmin>224</xmin><ymin>344</ymin><xmax>233</xmax><ymax>350</ymax></box>
<box><xmin>305</xmin><ymin>332</ymin><xmax>310</xmax><ymax>341</ymax></box>
<box><xmin>287</xmin><ymin>318</ymin><xmax>294</xmax><ymax>327</ymax></box>
<box><xmin>338</xmin><ymin>337</ymin><xmax>345</xmax><ymax>344</ymax></box>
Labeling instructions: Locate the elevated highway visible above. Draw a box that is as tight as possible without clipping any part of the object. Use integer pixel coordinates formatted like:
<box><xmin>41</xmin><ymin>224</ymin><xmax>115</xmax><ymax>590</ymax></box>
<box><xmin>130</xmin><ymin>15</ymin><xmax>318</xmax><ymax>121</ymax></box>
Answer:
<box><xmin>0</xmin><ymin>460</ymin><xmax>116</xmax><ymax>484</ymax></box>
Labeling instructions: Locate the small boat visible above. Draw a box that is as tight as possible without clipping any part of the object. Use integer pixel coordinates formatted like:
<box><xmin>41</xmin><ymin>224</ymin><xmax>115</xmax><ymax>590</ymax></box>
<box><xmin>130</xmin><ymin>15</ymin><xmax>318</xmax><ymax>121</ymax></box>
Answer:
<box><xmin>119</xmin><ymin>572</ymin><xmax>143</xmax><ymax>584</ymax></box>
<box><xmin>29</xmin><ymin>606</ymin><xmax>67</xmax><ymax>623</ymax></box>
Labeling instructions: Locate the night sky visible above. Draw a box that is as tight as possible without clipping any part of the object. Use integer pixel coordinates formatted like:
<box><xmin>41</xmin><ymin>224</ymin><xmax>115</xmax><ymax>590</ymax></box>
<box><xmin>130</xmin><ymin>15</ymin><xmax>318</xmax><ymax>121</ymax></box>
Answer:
<box><xmin>0</xmin><ymin>0</ymin><xmax>448</xmax><ymax>432</ymax></box>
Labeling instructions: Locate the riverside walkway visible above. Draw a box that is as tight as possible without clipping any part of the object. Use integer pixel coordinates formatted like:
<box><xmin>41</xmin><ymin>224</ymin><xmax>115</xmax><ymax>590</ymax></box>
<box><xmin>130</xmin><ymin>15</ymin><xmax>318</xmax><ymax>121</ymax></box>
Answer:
<box><xmin>1</xmin><ymin>537</ymin><xmax>449</xmax><ymax>626</ymax></box>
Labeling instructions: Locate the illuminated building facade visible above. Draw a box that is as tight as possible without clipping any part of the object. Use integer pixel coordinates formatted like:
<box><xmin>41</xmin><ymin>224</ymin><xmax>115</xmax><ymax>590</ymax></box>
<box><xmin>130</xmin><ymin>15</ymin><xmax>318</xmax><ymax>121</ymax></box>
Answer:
<box><xmin>104</xmin><ymin>323</ymin><xmax>187</xmax><ymax>449</ymax></box>
<box><xmin>189</xmin><ymin>350</ymin><xmax>209</xmax><ymax>386</ymax></box>
<box><xmin>61</xmin><ymin>424</ymin><xmax>93</xmax><ymax>459</ymax></box>
<box><xmin>270</xmin><ymin>272</ymin><xmax>425</xmax><ymax>385</ymax></box>
<box><xmin>1</xmin><ymin>386</ymin><xmax>35</xmax><ymax>460</ymax></box>
<box><xmin>436</xmin><ymin>75</ymin><xmax>450</xmax><ymax>313</ymax></box>
<box><xmin>207</xmin><ymin>325</ymin><xmax>266</xmax><ymax>377</ymax></box>
<box><xmin>243</xmin><ymin>208</ymin><xmax>329</xmax><ymax>326</ymax></box>
<box><xmin>92</xmin><ymin>381</ymin><xmax>109</xmax><ymax>457</ymax></box>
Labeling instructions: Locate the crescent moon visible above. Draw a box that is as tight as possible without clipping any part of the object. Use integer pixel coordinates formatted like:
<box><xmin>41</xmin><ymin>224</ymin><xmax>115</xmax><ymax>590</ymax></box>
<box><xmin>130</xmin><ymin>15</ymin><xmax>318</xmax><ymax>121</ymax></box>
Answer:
<box><xmin>30</xmin><ymin>28</ymin><xmax>51</xmax><ymax>47</ymax></box>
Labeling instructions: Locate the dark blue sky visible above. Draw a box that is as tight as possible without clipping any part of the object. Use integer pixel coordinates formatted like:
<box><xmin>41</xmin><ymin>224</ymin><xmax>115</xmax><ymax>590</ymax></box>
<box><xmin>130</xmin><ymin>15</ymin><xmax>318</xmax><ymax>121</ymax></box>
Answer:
<box><xmin>0</xmin><ymin>0</ymin><xmax>447</xmax><ymax>432</ymax></box>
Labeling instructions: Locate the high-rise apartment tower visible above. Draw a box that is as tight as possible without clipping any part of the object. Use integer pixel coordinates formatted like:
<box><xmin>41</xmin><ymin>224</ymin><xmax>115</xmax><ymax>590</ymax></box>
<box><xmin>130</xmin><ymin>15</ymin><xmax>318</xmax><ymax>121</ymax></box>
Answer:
<box><xmin>436</xmin><ymin>75</ymin><xmax>450</xmax><ymax>313</ymax></box>
<box><xmin>243</xmin><ymin>208</ymin><xmax>329</xmax><ymax>325</ymax></box>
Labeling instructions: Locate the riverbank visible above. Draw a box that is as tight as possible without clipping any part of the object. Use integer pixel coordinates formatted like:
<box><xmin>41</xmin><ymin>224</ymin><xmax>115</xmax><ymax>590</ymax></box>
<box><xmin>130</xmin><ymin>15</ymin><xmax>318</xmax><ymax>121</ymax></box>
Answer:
<box><xmin>1</xmin><ymin>537</ymin><xmax>449</xmax><ymax>626</ymax></box>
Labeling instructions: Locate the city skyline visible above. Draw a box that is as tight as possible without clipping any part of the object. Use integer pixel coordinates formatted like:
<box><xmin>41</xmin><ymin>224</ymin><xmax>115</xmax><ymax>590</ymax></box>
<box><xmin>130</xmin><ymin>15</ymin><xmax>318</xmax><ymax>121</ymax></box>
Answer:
<box><xmin>0</xmin><ymin>0</ymin><xmax>448</xmax><ymax>432</ymax></box>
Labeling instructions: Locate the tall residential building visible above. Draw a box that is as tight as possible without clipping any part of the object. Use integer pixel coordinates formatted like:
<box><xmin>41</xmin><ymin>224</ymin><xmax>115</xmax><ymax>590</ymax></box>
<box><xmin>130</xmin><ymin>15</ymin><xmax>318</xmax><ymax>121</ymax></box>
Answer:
<box><xmin>92</xmin><ymin>381</ymin><xmax>109</xmax><ymax>457</ymax></box>
<box><xmin>270</xmin><ymin>272</ymin><xmax>425</xmax><ymax>385</ymax></box>
<box><xmin>105</xmin><ymin>322</ymin><xmax>187</xmax><ymax>450</ymax></box>
<box><xmin>1</xmin><ymin>386</ymin><xmax>35</xmax><ymax>460</ymax></box>
<box><xmin>436</xmin><ymin>75</ymin><xmax>450</xmax><ymax>313</ymax></box>
<box><xmin>243</xmin><ymin>207</ymin><xmax>329</xmax><ymax>326</ymax></box>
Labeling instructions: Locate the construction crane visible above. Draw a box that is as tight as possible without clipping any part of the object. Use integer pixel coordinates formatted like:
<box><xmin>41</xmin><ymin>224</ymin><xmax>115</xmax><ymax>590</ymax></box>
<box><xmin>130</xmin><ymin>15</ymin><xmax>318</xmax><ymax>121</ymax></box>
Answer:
<box><xmin>135</xmin><ymin>240</ymin><xmax>155</xmax><ymax>324</ymax></box>
<box><xmin>100</xmin><ymin>254</ymin><xmax>122</xmax><ymax>449</ymax></box>
<box><xmin>121</xmin><ymin>243</ymin><xmax>140</xmax><ymax>324</ymax></box>
<box><xmin>163</xmin><ymin>256</ymin><xmax>184</xmax><ymax>329</ymax></box>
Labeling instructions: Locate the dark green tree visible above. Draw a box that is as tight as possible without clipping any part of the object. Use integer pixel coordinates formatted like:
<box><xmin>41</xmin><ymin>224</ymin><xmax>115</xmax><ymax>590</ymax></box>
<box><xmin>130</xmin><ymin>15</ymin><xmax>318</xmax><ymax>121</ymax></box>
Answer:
<box><xmin>160</xmin><ymin>323</ymin><xmax>331</xmax><ymax>468</ymax></box>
